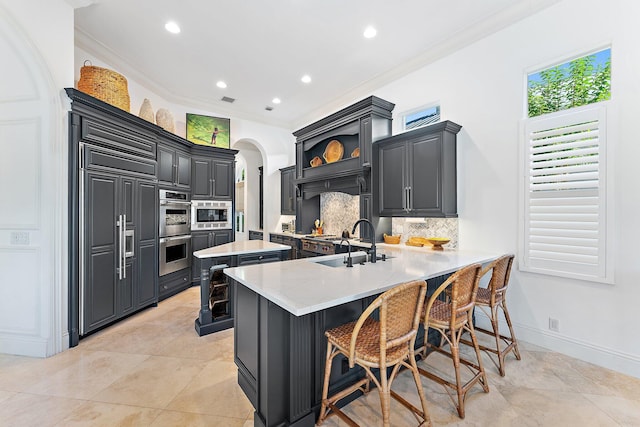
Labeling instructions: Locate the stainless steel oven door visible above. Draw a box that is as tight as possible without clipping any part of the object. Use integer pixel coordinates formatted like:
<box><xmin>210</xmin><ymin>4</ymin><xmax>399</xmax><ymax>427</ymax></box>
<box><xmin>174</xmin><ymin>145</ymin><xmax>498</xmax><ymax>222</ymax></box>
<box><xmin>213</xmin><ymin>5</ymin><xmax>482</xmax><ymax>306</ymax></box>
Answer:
<box><xmin>159</xmin><ymin>235</ymin><xmax>192</xmax><ymax>276</ymax></box>
<box><xmin>160</xmin><ymin>200</ymin><xmax>191</xmax><ymax>237</ymax></box>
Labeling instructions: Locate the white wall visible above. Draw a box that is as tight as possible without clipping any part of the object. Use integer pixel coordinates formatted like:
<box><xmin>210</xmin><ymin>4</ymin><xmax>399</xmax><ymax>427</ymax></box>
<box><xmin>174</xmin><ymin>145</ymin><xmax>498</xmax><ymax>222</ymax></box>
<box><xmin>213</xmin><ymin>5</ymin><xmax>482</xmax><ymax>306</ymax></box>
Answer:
<box><xmin>0</xmin><ymin>0</ymin><xmax>74</xmax><ymax>356</ymax></box>
<box><xmin>369</xmin><ymin>0</ymin><xmax>640</xmax><ymax>377</ymax></box>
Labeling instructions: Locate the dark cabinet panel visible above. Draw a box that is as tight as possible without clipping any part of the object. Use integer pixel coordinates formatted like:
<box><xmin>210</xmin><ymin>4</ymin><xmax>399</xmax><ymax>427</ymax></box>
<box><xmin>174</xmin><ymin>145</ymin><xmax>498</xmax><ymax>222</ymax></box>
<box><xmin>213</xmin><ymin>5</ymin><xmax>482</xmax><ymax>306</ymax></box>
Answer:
<box><xmin>159</xmin><ymin>267</ymin><xmax>191</xmax><ymax>300</ymax></box>
<box><xmin>376</xmin><ymin>121</ymin><xmax>461</xmax><ymax>218</ymax></box>
<box><xmin>191</xmin><ymin>230</ymin><xmax>232</xmax><ymax>283</ymax></box>
<box><xmin>280</xmin><ymin>166</ymin><xmax>296</xmax><ymax>215</ymax></box>
<box><xmin>192</xmin><ymin>157</ymin><xmax>234</xmax><ymax>200</ymax></box>
<box><xmin>158</xmin><ymin>142</ymin><xmax>191</xmax><ymax>189</ymax></box>
<box><xmin>192</xmin><ymin>158</ymin><xmax>211</xmax><ymax>198</ymax></box>
<box><xmin>82</xmin><ymin>171</ymin><xmax>158</xmax><ymax>336</ymax></box>
<box><xmin>248</xmin><ymin>230</ymin><xmax>263</xmax><ymax>240</ymax></box>
<box><xmin>378</xmin><ymin>141</ymin><xmax>407</xmax><ymax>215</ymax></box>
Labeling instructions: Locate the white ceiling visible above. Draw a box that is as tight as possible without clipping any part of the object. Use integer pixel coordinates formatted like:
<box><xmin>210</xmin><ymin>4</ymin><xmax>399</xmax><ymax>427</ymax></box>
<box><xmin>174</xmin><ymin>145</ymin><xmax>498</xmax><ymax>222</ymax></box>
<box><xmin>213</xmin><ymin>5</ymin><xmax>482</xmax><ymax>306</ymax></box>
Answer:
<box><xmin>74</xmin><ymin>0</ymin><xmax>558</xmax><ymax>130</ymax></box>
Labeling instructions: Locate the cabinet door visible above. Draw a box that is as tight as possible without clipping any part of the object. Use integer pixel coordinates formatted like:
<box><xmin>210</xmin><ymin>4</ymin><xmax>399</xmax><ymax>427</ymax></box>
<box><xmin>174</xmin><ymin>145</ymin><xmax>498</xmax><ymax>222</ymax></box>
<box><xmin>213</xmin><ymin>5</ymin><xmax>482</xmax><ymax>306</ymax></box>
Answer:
<box><xmin>83</xmin><ymin>172</ymin><xmax>118</xmax><ymax>333</ymax></box>
<box><xmin>409</xmin><ymin>135</ymin><xmax>441</xmax><ymax>215</ymax></box>
<box><xmin>378</xmin><ymin>142</ymin><xmax>408</xmax><ymax>216</ymax></box>
<box><xmin>213</xmin><ymin>230</ymin><xmax>232</xmax><ymax>246</ymax></box>
<box><xmin>212</xmin><ymin>159</ymin><xmax>233</xmax><ymax>199</ymax></box>
<box><xmin>191</xmin><ymin>231</ymin><xmax>211</xmax><ymax>283</ymax></box>
<box><xmin>176</xmin><ymin>151</ymin><xmax>191</xmax><ymax>189</ymax></box>
<box><xmin>137</xmin><ymin>180</ymin><xmax>158</xmax><ymax>307</ymax></box>
<box><xmin>157</xmin><ymin>145</ymin><xmax>175</xmax><ymax>186</ymax></box>
<box><xmin>192</xmin><ymin>158</ymin><xmax>212</xmax><ymax>199</ymax></box>
<box><xmin>120</xmin><ymin>177</ymin><xmax>136</xmax><ymax>315</ymax></box>
<box><xmin>280</xmin><ymin>167</ymin><xmax>296</xmax><ymax>215</ymax></box>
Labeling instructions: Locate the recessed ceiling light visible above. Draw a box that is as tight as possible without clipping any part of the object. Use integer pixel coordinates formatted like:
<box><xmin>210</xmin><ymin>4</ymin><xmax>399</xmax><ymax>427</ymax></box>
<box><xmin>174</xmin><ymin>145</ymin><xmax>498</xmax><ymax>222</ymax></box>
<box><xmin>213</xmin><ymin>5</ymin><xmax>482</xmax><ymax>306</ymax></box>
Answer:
<box><xmin>216</xmin><ymin>81</ymin><xmax>227</xmax><ymax>89</ymax></box>
<box><xmin>301</xmin><ymin>75</ymin><xmax>312</xmax><ymax>84</ymax></box>
<box><xmin>272</xmin><ymin>97</ymin><xmax>281</xmax><ymax>104</ymax></box>
<box><xmin>165</xmin><ymin>21</ymin><xmax>181</xmax><ymax>34</ymax></box>
<box><xmin>363</xmin><ymin>26</ymin><xmax>377</xmax><ymax>39</ymax></box>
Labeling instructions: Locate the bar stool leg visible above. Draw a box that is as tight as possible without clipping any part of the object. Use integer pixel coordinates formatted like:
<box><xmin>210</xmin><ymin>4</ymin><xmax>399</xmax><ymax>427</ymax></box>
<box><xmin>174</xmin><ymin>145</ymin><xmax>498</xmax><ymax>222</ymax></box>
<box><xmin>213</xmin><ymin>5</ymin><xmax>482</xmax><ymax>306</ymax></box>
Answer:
<box><xmin>467</xmin><ymin>314</ymin><xmax>489</xmax><ymax>393</ymax></box>
<box><xmin>502</xmin><ymin>299</ymin><xmax>521</xmax><ymax>361</ymax></box>
<box><xmin>318</xmin><ymin>340</ymin><xmax>335</xmax><ymax>425</ymax></box>
<box><xmin>490</xmin><ymin>304</ymin><xmax>505</xmax><ymax>376</ymax></box>
<box><xmin>408</xmin><ymin>350</ymin><xmax>431</xmax><ymax>426</ymax></box>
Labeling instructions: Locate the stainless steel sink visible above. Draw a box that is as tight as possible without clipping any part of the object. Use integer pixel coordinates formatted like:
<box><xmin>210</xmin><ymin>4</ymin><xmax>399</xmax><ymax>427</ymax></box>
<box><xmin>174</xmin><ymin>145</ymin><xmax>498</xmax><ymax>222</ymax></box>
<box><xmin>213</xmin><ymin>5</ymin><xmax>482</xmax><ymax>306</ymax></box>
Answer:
<box><xmin>313</xmin><ymin>253</ymin><xmax>393</xmax><ymax>268</ymax></box>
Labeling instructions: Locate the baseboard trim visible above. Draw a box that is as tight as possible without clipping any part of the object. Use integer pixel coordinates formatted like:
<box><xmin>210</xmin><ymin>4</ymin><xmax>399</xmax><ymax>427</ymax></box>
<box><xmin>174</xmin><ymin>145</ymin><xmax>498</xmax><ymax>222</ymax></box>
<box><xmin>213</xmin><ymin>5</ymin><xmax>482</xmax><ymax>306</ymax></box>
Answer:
<box><xmin>474</xmin><ymin>310</ymin><xmax>640</xmax><ymax>379</ymax></box>
<box><xmin>0</xmin><ymin>334</ymin><xmax>48</xmax><ymax>358</ymax></box>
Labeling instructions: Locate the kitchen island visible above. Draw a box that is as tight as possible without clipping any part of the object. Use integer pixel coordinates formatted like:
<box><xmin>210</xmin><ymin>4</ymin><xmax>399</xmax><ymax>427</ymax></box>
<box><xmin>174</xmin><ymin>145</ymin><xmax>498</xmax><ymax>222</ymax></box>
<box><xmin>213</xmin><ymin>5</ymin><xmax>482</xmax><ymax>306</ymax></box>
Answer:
<box><xmin>193</xmin><ymin>240</ymin><xmax>291</xmax><ymax>336</ymax></box>
<box><xmin>224</xmin><ymin>244</ymin><xmax>497</xmax><ymax>427</ymax></box>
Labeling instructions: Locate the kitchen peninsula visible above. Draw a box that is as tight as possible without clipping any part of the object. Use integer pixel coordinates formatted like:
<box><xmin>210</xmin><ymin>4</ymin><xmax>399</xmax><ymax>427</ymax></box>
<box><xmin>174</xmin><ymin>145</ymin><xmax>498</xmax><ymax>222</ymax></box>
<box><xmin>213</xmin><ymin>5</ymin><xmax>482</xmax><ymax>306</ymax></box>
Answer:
<box><xmin>193</xmin><ymin>240</ymin><xmax>290</xmax><ymax>336</ymax></box>
<box><xmin>225</xmin><ymin>244</ymin><xmax>497</xmax><ymax>427</ymax></box>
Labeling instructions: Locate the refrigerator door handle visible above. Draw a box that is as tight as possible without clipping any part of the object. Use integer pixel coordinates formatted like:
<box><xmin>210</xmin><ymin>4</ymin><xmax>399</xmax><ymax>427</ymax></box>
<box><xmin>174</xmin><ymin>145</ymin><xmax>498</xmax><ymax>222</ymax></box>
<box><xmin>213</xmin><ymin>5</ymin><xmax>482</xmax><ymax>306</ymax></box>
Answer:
<box><xmin>117</xmin><ymin>214</ymin><xmax>124</xmax><ymax>280</ymax></box>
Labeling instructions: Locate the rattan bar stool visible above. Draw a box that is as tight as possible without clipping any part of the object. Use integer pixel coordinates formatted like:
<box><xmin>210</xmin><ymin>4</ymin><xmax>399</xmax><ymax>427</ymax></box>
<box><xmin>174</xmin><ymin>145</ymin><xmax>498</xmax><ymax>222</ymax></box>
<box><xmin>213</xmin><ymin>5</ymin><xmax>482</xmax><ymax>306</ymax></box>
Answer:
<box><xmin>418</xmin><ymin>263</ymin><xmax>489</xmax><ymax>419</ymax></box>
<box><xmin>317</xmin><ymin>280</ymin><xmax>431</xmax><ymax>427</ymax></box>
<box><xmin>464</xmin><ymin>254</ymin><xmax>521</xmax><ymax>376</ymax></box>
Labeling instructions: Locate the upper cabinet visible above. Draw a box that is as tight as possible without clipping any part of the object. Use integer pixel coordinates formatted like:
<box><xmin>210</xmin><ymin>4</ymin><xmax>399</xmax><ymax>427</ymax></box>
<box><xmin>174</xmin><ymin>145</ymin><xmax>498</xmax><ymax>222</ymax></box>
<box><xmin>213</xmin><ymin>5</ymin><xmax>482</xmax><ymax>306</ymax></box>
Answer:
<box><xmin>280</xmin><ymin>166</ymin><xmax>296</xmax><ymax>215</ymax></box>
<box><xmin>157</xmin><ymin>137</ymin><xmax>191</xmax><ymax>189</ymax></box>
<box><xmin>192</xmin><ymin>154</ymin><xmax>235</xmax><ymax>200</ymax></box>
<box><xmin>375</xmin><ymin>121</ymin><xmax>461</xmax><ymax>218</ymax></box>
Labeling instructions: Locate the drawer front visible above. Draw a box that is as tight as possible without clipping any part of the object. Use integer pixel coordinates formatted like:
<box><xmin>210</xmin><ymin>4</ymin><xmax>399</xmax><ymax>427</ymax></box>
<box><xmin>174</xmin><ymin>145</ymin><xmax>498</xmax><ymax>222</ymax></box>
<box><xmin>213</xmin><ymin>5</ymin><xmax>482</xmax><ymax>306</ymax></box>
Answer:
<box><xmin>84</xmin><ymin>145</ymin><xmax>157</xmax><ymax>177</ymax></box>
<box><xmin>237</xmin><ymin>251</ymin><xmax>282</xmax><ymax>266</ymax></box>
<box><xmin>81</xmin><ymin>116</ymin><xmax>157</xmax><ymax>159</ymax></box>
<box><xmin>159</xmin><ymin>268</ymin><xmax>192</xmax><ymax>299</ymax></box>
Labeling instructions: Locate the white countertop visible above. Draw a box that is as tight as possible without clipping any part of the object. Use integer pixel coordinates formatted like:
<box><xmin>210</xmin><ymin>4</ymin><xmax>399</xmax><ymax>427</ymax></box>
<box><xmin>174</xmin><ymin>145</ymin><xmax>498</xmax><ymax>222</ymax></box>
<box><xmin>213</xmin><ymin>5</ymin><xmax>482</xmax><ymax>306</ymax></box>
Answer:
<box><xmin>193</xmin><ymin>240</ymin><xmax>291</xmax><ymax>259</ymax></box>
<box><xmin>223</xmin><ymin>244</ymin><xmax>498</xmax><ymax>316</ymax></box>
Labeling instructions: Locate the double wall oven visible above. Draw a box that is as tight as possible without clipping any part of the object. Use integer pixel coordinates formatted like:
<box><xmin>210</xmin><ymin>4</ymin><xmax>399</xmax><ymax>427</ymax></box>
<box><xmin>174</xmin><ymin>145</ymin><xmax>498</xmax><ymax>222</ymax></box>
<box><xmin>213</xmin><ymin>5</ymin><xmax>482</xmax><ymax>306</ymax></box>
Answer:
<box><xmin>159</xmin><ymin>190</ymin><xmax>191</xmax><ymax>276</ymax></box>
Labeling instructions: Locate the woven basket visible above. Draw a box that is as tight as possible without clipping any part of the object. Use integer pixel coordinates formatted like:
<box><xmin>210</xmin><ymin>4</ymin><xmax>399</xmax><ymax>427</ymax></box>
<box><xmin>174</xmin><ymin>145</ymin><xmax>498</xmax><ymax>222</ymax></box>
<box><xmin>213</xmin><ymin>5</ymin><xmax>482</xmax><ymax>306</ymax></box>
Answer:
<box><xmin>78</xmin><ymin>62</ymin><xmax>130</xmax><ymax>112</ymax></box>
<box><xmin>138</xmin><ymin>98</ymin><xmax>155</xmax><ymax>123</ymax></box>
<box><xmin>156</xmin><ymin>108</ymin><xmax>175</xmax><ymax>133</ymax></box>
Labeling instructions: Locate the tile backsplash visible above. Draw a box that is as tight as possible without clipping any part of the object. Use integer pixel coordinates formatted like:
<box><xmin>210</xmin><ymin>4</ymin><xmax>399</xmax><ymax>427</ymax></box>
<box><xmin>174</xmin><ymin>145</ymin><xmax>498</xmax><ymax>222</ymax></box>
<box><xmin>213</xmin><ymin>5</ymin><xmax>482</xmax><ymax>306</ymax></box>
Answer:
<box><xmin>319</xmin><ymin>193</ymin><xmax>360</xmax><ymax>237</ymax></box>
<box><xmin>392</xmin><ymin>218</ymin><xmax>459</xmax><ymax>249</ymax></box>
<box><xmin>318</xmin><ymin>192</ymin><xmax>459</xmax><ymax>247</ymax></box>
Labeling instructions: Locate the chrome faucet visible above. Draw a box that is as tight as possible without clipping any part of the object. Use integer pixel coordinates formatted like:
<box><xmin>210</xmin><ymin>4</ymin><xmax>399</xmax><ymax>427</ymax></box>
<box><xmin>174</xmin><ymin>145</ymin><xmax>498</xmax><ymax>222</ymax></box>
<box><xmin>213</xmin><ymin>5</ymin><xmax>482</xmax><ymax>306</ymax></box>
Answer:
<box><xmin>352</xmin><ymin>218</ymin><xmax>377</xmax><ymax>263</ymax></box>
<box><xmin>339</xmin><ymin>238</ymin><xmax>353</xmax><ymax>267</ymax></box>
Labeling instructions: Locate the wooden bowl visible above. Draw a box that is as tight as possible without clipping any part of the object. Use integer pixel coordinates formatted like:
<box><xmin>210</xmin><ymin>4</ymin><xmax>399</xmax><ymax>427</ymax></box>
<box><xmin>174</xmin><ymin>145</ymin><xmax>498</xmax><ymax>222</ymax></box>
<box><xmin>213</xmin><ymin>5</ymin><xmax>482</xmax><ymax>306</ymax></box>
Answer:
<box><xmin>383</xmin><ymin>233</ymin><xmax>401</xmax><ymax>244</ymax></box>
<box><xmin>323</xmin><ymin>140</ymin><xmax>344</xmax><ymax>163</ymax></box>
<box><xmin>351</xmin><ymin>147</ymin><xmax>360</xmax><ymax>158</ymax></box>
<box><xmin>426</xmin><ymin>237</ymin><xmax>450</xmax><ymax>250</ymax></box>
<box><xmin>310</xmin><ymin>156</ymin><xmax>323</xmax><ymax>167</ymax></box>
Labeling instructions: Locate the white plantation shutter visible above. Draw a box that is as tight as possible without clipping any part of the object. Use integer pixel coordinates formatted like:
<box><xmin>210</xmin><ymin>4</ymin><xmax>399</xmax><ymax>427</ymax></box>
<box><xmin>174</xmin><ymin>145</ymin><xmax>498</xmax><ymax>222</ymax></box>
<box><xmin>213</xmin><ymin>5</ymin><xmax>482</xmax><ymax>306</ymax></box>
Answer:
<box><xmin>520</xmin><ymin>104</ymin><xmax>610</xmax><ymax>282</ymax></box>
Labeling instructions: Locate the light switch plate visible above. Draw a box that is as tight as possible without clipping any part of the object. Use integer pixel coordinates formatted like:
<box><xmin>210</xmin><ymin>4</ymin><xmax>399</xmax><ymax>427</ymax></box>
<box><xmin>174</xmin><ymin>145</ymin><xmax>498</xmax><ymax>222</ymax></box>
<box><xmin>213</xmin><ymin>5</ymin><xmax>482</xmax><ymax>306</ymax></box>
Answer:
<box><xmin>10</xmin><ymin>231</ymin><xmax>30</xmax><ymax>245</ymax></box>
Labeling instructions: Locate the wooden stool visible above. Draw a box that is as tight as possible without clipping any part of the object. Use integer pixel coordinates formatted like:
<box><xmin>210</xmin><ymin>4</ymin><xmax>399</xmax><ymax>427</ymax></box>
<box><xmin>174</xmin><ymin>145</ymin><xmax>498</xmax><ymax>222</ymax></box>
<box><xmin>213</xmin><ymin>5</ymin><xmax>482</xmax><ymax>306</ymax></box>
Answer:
<box><xmin>317</xmin><ymin>280</ymin><xmax>431</xmax><ymax>427</ymax></box>
<box><xmin>418</xmin><ymin>263</ymin><xmax>489</xmax><ymax>419</ymax></box>
<box><xmin>467</xmin><ymin>254</ymin><xmax>521</xmax><ymax>376</ymax></box>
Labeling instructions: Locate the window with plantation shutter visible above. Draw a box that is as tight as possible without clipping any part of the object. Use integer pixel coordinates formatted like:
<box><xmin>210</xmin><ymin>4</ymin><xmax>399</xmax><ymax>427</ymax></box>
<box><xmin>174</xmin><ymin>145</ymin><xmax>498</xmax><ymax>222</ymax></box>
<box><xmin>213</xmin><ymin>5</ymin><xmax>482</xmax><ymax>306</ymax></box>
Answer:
<box><xmin>519</xmin><ymin>103</ymin><xmax>611</xmax><ymax>283</ymax></box>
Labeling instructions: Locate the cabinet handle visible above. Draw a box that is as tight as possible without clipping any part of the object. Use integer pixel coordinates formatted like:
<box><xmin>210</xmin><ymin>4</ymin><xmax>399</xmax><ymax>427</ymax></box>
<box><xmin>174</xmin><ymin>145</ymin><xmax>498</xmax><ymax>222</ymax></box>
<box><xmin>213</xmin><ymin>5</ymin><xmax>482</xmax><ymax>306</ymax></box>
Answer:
<box><xmin>408</xmin><ymin>187</ymin><xmax>412</xmax><ymax>212</ymax></box>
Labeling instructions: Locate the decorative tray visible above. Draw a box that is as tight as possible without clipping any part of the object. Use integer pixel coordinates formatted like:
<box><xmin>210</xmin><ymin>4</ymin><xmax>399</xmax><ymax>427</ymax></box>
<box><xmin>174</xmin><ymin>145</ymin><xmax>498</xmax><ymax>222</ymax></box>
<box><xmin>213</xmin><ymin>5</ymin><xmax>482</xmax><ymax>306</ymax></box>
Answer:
<box><xmin>323</xmin><ymin>140</ymin><xmax>344</xmax><ymax>163</ymax></box>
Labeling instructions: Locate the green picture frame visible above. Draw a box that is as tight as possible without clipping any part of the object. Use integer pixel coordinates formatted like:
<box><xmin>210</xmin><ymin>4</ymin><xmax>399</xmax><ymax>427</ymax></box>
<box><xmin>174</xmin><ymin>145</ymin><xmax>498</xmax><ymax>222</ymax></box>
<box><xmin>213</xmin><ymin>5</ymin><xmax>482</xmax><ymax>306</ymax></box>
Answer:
<box><xmin>186</xmin><ymin>113</ymin><xmax>230</xmax><ymax>148</ymax></box>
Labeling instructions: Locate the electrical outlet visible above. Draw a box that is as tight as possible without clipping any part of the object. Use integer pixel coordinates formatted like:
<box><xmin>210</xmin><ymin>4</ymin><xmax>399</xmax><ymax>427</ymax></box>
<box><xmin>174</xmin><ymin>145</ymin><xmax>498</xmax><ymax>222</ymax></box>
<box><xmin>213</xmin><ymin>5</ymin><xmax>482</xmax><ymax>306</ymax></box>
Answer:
<box><xmin>549</xmin><ymin>317</ymin><xmax>559</xmax><ymax>332</ymax></box>
<box><xmin>10</xmin><ymin>231</ymin><xmax>30</xmax><ymax>245</ymax></box>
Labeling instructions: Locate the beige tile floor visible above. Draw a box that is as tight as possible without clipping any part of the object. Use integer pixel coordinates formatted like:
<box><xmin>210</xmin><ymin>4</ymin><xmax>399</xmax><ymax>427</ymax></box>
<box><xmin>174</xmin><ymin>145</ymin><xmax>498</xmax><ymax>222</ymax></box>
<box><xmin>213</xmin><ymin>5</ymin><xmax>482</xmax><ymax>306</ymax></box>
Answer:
<box><xmin>1</xmin><ymin>286</ymin><xmax>639</xmax><ymax>426</ymax></box>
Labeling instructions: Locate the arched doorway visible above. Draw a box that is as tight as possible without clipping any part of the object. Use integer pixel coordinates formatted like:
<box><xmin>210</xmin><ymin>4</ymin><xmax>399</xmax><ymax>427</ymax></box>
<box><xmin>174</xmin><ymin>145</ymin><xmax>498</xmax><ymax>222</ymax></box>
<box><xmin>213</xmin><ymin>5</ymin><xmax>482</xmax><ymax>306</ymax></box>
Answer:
<box><xmin>232</xmin><ymin>139</ymin><xmax>265</xmax><ymax>240</ymax></box>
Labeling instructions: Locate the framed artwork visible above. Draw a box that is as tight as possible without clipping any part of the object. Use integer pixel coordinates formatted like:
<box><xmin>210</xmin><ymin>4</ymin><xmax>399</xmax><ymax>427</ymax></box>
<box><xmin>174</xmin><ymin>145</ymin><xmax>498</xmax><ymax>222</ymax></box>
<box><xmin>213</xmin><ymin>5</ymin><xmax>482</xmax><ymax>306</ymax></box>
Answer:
<box><xmin>186</xmin><ymin>113</ymin><xmax>230</xmax><ymax>148</ymax></box>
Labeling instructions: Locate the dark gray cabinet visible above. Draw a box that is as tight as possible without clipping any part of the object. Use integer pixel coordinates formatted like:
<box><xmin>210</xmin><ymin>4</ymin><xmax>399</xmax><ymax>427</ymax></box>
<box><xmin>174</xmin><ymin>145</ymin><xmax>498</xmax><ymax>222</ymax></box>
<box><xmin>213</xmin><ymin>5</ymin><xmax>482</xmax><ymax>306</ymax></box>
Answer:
<box><xmin>196</xmin><ymin>249</ymin><xmax>287</xmax><ymax>336</ymax></box>
<box><xmin>158</xmin><ymin>141</ymin><xmax>190</xmax><ymax>189</ymax></box>
<box><xmin>159</xmin><ymin>267</ymin><xmax>191</xmax><ymax>300</ymax></box>
<box><xmin>248</xmin><ymin>230</ymin><xmax>263</xmax><ymax>240</ymax></box>
<box><xmin>292</xmin><ymin>96</ymin><xmax>394</xmax><ymax>241</ymax></box>
<box><xmin>376</xmin><ymin>121</ymin><xmax>461</xmax><ymax>218</ymax></box>
<box><xmin>82</xmin><ymin>171</ymin><xmax>158</xmax><ymax>334</ymax></box>
<box><xmin>269</xmin><ymin>233</ymin><xmax>299</xmax><ymax>260</ymax></box>
<box><xmin>280</xmin><ymin>166</ymin><xmax>296</xmax><ymax>215</ymax></box>
<box><xmin>192</xmin><ymin>156</ymin><xmax>234</xmax><ymax>200</ymax></box>
<box><xmin>191</xmin><ymin>229</ymin><xmax>233</xmax><ymax>282</ymax></box>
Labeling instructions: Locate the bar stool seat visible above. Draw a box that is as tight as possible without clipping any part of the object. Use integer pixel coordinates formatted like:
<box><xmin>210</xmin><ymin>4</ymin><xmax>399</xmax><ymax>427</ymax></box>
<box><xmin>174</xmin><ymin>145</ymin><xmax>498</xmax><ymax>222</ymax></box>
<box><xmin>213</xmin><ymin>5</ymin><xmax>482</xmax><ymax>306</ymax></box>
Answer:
<box><xmin>317</xmin><ymin>280</ymin><xmax>431</xmax><ymax>427</ymax></box>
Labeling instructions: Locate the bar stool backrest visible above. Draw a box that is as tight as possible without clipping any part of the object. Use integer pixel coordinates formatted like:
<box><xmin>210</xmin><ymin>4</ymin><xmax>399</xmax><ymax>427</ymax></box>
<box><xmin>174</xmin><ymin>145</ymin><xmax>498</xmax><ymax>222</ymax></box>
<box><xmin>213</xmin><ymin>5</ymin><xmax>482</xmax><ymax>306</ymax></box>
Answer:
<box><xmin>484</xmin><ymin>254</ymin><xmax>515</xmax><ymax>302</ymax></box>
<box><xmin>348</xmin><ymin>280</ymin><xmax>427</xmax><ymax>367</ymax></box>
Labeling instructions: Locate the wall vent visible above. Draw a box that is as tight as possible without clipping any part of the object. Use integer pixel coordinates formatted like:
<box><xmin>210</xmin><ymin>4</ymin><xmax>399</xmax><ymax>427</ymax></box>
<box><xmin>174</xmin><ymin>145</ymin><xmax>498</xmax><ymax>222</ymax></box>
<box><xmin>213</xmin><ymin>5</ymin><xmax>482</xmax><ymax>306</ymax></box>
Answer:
<box><xmin>221</xmin><ymin>96</ymin><xmax>235</xmax><ymax>103</ymax></box>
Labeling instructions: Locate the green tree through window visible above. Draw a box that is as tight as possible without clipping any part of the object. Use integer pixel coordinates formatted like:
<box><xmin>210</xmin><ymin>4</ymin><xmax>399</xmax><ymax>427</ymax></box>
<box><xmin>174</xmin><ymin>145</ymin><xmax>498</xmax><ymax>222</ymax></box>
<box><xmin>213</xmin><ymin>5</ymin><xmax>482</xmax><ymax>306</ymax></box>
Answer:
<box><xmin>528</xmin><ymin>49</ymin><xmax>610</xmax><ymax>117</ymax></box>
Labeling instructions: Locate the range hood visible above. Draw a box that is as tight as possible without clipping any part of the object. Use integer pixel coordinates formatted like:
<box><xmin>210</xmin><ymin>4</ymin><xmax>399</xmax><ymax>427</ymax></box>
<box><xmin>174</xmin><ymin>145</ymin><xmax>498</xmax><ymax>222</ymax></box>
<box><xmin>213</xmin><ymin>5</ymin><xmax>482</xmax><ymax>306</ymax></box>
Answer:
<box><xmin>295</xmin><ymin>165</ymin><xmax>370</xmax><ymax>199</ymax></box>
